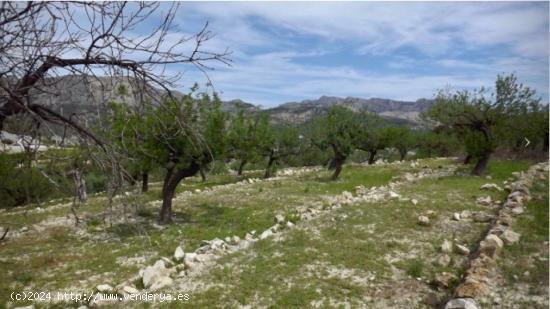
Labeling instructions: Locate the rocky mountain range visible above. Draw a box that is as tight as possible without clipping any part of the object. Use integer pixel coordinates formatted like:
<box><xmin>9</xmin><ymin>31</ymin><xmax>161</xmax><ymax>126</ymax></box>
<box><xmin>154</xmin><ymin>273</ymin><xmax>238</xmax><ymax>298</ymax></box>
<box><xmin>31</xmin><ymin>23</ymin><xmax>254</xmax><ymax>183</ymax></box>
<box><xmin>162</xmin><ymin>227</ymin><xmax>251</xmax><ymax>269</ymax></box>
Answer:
<box><xmin>5</xmin><ymin>75</ymin><xmax>434</xmax><ymax>127</ymax></box>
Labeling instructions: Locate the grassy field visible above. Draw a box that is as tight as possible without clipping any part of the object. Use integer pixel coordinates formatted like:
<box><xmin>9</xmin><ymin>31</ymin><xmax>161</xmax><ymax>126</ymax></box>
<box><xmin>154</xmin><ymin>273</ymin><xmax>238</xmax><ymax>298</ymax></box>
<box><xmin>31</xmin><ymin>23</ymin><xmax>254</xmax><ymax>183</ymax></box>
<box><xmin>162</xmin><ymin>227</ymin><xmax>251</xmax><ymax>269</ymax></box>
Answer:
<box><xmin>0</xmin><ymin>158</ymin><xmax>546</xmax><ymax>308</ymax></box>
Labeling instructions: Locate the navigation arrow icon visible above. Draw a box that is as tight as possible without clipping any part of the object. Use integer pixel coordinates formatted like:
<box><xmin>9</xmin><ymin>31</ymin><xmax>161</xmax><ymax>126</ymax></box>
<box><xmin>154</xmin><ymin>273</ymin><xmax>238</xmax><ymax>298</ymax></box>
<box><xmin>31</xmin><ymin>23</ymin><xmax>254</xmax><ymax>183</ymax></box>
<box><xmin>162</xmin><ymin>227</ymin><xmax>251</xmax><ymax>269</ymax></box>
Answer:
<box><xmin>524</xmin><ymin>137</ymin><xmax>530</xmax><ymax>147</ymax></box>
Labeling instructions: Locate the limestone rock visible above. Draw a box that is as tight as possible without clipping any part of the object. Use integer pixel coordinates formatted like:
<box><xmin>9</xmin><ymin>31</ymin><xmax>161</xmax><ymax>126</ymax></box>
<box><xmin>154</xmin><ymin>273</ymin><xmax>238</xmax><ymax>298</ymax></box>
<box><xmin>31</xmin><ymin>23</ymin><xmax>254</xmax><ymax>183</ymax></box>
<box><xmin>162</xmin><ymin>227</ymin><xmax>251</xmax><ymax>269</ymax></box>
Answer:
<box><xmin>441</xmin><ymin>240</ymin><xmax>453</xmax><ymax>253</ymax></box>
<box><xmin>274</xmin><ymin>214</ymin><xmax>285</xmax><ymax>223</ymax></box>
<box><xmin>445</xmin><ymin>298</ymin><xmax>479</xmax><ymax>309</ymax></box>
<box><xmin>122</xmin><ymin>286</ymin><xmax>140</xmax><ymax>294</ymax></box>
<box><xmin>480</xmin><ymin>183</ymin><xmax>503</xmax><ymax>192</ymax></box>
<box><xmin>437</xmin><ymin>254</ymin><xmax>451</xmax><ymax>267</ymax></box>
<box><xmin>411</xmin><ymin>199</ymin><xmax>418</xmax><ymax>205</ymax></box>
<box><xmin>286</xmin><ymin>221</ymin><xmax>295</xmax><ymax>228</ymax></box>
<box><xmin>455</xmin><ymin>278</ymin><xmax>488</xmax><ymax>298</ymax></box>
<box><xmin>479</xmin><ymin>234</ymin><xmax>503</xmax><ymax>259</ymax></box>
<box><xmin>455</xmin><ymin>244</ymin><xmax>470</xmax><ymax>255</ymax></box>
<box><xmin>473</xmin><ymin>212</ymin><xmax>492</xmax><ymax>223</ymax></box>
<box><xmin>452</xmin><ymin>213</ymin><xmax>461</xmax><ymax>221</ymax></box>
<box><xmin>501</xmin><ymin>230</ymin><xmax>520</xmax><ymax>244</ymax></box>
<box><xmin>96</xmin><ymin>284</ymin><xmax>114</xmax><ymax>293</ymax></box>
<box><xmin>432</xmin><ymin>272</ymin><xmax>457</xmax><ymax>288</ymax></box>
<box><xmin>418</xmin><ymin>215</ymin><xmax>430</xmax><ymax>226</ymax></box>
<box><xmin>142</xmin><ymin>260</ymin><xmax>172</xmax><ymax>290</ymax></box>
<box><xmin>174</xmin><ymin>246</ymin><xmax>185</xmax><ymax>261</ymax></box>
<box><xmin>259</xmin><ymin>229</ymin><xmax>273</xmax><ymax>240</ymax></box>
<box><xmin>476</xmin><ymin>196</ymin><xmax>492</xmax><ymax>206</ymax></box>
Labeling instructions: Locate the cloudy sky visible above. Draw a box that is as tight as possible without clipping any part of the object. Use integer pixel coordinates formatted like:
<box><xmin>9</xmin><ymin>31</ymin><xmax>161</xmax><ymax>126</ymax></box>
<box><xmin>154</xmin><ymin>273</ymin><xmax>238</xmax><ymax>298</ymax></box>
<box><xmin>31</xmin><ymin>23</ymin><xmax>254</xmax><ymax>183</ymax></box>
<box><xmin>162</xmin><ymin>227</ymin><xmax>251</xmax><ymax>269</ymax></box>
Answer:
<box><xmin>162</xmin><ymin>2</ymin><xmax>549</xmax><ymax>107</ymax></box>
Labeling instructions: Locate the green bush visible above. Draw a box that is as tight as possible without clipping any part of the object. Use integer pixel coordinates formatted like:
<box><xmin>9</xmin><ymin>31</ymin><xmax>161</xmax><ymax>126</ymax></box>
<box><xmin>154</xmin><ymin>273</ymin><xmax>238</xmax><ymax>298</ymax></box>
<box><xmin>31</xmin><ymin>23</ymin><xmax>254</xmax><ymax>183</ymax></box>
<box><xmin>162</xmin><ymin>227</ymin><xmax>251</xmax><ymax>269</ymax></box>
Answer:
<box><xmin>0</xmin><ymin>153</ymin><xmax>55</xmax><ymax>207</ymax></box>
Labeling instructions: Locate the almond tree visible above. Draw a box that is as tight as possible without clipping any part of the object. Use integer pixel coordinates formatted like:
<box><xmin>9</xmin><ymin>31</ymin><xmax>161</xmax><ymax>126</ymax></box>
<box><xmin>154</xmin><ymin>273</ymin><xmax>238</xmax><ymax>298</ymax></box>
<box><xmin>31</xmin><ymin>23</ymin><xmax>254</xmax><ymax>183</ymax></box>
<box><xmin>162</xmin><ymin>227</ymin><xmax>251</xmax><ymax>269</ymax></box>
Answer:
<box><xmin>426</xmin><ymin>74</ymin><xmax>541</xmax><ymax>175</ymax></box>
<box><xmin>109</xmin><ymin>89</ymin><xmax>228</xmax><ymax>224</ymax></box>
<box><xmin>0</xmin><ymin>1</ymin><xmax>230</xmax><ymax>144</ymax></box>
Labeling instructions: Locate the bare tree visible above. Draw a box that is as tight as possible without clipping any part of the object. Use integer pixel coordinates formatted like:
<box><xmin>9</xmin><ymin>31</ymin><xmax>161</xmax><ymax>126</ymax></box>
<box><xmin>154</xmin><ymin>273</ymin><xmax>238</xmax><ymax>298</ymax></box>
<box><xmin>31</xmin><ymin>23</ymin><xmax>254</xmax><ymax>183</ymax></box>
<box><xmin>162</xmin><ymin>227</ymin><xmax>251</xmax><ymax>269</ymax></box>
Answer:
<box><xmin>0</xmin><ymin>1</ymin><xmax>231</xmax><ymax>143</ymax></box>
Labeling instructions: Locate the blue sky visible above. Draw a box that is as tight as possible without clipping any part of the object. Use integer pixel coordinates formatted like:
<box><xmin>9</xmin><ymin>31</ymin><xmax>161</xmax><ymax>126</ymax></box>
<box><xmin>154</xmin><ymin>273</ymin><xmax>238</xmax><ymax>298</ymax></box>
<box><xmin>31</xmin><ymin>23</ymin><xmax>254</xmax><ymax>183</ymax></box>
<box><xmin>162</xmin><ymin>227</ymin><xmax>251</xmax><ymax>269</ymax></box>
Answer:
<box><xmin>161</xmin><ymin>2</ymin><xmax>549</xmax><ymax>108</ymax></box>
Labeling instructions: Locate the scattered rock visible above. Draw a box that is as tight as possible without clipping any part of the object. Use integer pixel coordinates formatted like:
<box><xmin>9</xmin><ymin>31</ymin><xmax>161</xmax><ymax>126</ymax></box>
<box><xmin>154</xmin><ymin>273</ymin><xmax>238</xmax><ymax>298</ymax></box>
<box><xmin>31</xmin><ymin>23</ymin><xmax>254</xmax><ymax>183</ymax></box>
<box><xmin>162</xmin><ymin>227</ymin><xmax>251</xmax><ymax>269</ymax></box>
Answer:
<box><xmin>480</xmin><ymin>183</ymin><xmax>503</xmax><ymax>191</ymax></box>
<box><xmin>259</xmin><ymin>229</ymin><xmax>273</xmax><ymax>240</ymax></box>
<box><xmin>232</xmin><ymin>235</ymin><xmax>241</xmax><ymax>243</ymax></box>
<box><xmin>437</xmin><ymin>254</ymin><xmax>451</xmax><ymax>267</ymax></box>
<box><xmin>432</xmin><ymin>272</ymin><xmax>457</xmax><ymax>288</ymax></box>
<box><xmin>459</xmin><ymin>210</ymin><xmax>472</xmax><ymax>219</ymax></box>
<box><xmin>476</xmin><ymin>196</ymin><xmax>492</xmax><ymax>206</ymax></box>
<box><xmin>286</xmin><ymin>221</ymin><xmax>295</xmax><ymax>228</ymax></box>
<box><xmin>445</xmin><ymin>298</ymin><xmax>479</xmax><ymax>309</ymax></box>
<box><xmin>473</xmin><ymin>212</ymin><xmax>492</xmax><ymax>223</ymax></box>
<box><xmin>455</xmin><ymin>278</ymin><xmax>488</xmax><ymax>298</ymax></box>
<box><xmin>142</xmin><ymin>260</ymin><xmax>173</xmax><ymax>290</ymax></box>
<box><xmin>20</xmin><ymin>226</ymin><xmax>28</xmax><ymax>232</ymax></box>
<box><xmin>418</xmin><ymin>215</ymin><xmax>430</xmax><ymax>226</ymax></box>
<box><xmin>500</xmin><ymin>230</ymin><xmax>520</xmax><ymax>244</ymax></box>
<box><xmin>96</xmin><ymin>284</ymin><xmax>114</xmax><ymax>293</ymax></box>
<box><xmin>479</xmin><ymin>234</ymin><xmax>503</xmax><ymax>259</ymax></box>
<box><xmin>274</xmin><ymin>214</ymin><xmax>285</xmax><ymax>223</ymax></box>
<box><xmin>452</xmin><ymin>213</ymin><xmax>461</xmax><ymax>221</ymax></box>
<box><xmin>122</xmin><ymin>286</ymin><xmax>140</xmax><ymax>294</ymax></box>
<box><xmin>388</xmin><ymin>191</ymin><xmax>400</xmax><ymax>199</ymax></box>
<box><xmin>411</xmin><ymin>199</ymin><xmax>418</xmax><ymax>205</ymax></box>
<box><xmin>441</xmin><ymin>240</ymin><xmax>453</xmax><ymax>253</ymax></box>
<box><xmin>455</xmin><ymin>244</ymin><xmax>470</xmax><ymax>255</ymax></box>
<box><xmin>174</xmin><ymin>246</ymin><xmax>185</xmax><ymax>262</ymax></box>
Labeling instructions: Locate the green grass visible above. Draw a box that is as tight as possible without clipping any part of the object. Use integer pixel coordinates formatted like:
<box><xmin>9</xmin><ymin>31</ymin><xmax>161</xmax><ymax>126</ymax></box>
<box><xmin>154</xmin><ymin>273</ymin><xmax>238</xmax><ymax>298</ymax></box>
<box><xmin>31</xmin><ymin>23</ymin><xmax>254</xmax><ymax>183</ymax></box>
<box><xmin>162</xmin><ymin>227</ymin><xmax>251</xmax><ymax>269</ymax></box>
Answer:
<box><xmin>499</xmin><ymin>176</ymin><xmax>549</xmax><ymax>292</ymax></box>
<box><xmin>0</xmin><ymin>158</ymin><xmax>541</xmax><ymax>308</ymax></box>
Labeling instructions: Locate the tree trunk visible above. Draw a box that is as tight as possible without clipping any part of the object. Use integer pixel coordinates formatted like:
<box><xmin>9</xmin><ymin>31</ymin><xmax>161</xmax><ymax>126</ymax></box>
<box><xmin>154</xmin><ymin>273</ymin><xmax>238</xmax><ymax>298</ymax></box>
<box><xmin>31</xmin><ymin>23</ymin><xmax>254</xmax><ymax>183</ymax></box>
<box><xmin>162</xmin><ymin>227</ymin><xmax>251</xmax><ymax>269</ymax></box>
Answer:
<box><xmin>367</xmin><ymin>150</ymin><xmax>377</xmax><ymax>165</ymax></box>
<box><xmin>199</xmin><ymin>168</ymin><xmax>206</xmax><ymax>182</ymax></box>
<box><xmin>330</xmin><ymin>156</ymin><xmax>345</xmax><ymax>180</ymax></box>
<box><xmin>141</xmin><ymin>172</ymin><xmax>148</xmax><ymax>193</ymax></box>
<box><xmin>72</xmin><ymin>169</ymin><xmax>87</xmax><ymax>203</ymax></box>
<box><xmin>463</xmin><ymin>154</ymin><xmax>472</xmax><ymax>165</ymax></box>
<box><xmin>264</xmin><ymin>155</ymin><xmax>276</xmax><ymax>178</ymax></box>
<box><xmin>544</xmin><ymin>132</ymin><xmax>549</xmax><ymax>152</ymax></box>
<box><xmin>472</xmin><ymin>152</ymin><xmax>491</xmax><ymax>176</ymax></box>
<box><xmin>159</xmin><ymin>161</ymin><xmax>200</xmax><ymax>224</ymax></box>
<box><xmin>237</xmin><ymin>159</ymin><xmax>247</xmax><ymax>176</ymax></box>
<box><xmin>399</xmin><ymin>149</ymin><xmax>407</xmax><ymax>161</ymax></box>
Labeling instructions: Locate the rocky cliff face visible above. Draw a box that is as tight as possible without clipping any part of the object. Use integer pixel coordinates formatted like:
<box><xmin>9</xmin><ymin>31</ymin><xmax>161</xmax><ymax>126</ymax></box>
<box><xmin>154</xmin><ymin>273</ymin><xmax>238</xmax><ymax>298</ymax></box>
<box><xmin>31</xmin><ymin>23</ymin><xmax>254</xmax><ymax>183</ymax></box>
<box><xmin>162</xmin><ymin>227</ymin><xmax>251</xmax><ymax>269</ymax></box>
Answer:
<box><xmin>265</xmin><ymin>96</ymin><xmax>434</xmax><ymax>124</ymax></box>
<box><xmin>8</xmin><ymin>75</ymin><xmax>432</xmax><ymax>126</ymax></box>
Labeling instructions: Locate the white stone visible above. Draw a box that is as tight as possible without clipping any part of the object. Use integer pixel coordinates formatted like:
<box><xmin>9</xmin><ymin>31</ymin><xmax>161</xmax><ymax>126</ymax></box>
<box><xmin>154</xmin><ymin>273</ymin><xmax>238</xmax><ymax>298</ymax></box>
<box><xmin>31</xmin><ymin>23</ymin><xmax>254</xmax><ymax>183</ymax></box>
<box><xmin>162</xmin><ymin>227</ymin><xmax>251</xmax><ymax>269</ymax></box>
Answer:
<box><xmin>455</xmin><ymin>244</ymin><xmax>470</xmax><ymax>255</ymax></box>
<box><xmin>476</xmin><ymin>196</ymin><xmax>492</xmax><ymax>206</ymax></box>
<box><xmin>232</xmin><ymin>235</ymin><xmax>240</xmax><ymax>243</ymax></box>
<box><xmin>174</xmin><ymin>246</ymin><xmax>185</xmax><ymax>261</ymax></box>
<box><xmin>445</xmin><ymin>298</ymin><xmax>479</xmax><ymax>309</ymax></box>
<box><xmin>388</xmin><ymin>191</ymin><xmax>400</xmax><ymax>199</ymax></box>
<box><xmin>96</xmin><ymin>284</ymin><xmax>113</xmax><ymax>293</ymax></box>
<box><xmin>418</xmin><ymin>215</ymin><xmax>430</xmax><ymax>226</ymax></box>
<box><xmin>480</xmin><ymin>183</ymin><xmax>503</xmax><ymax>192</ymax></box>
<box><xmin>286</xmin><ymin>221</ymin><xmax>295</xmax><ymax>228</ymax></box>
<box><xmin>274</xmin><ymin>214</ymin><xmax>285</xmax><ymax>223</ymax></box>
<box><xmin>149</xmin><ymin>276</ymin><xmax>173</xmax><ymax>291</ymax></box>
<box><xmin>501</xmin><ymin>230</ymin><xmax>520</xmax><ymax>244</ymax></box>
<box><xmin>437</xmin><ymin>254</ymin><xmax>451</xmax><ymax>267</ymax></box>
<box><xmin>142</xmin><ymin>260</ymin><xmax>172</xmax><ymax>290</ymax></box>
<box><xmin>441</xmin><ymin>240</ymin><xmax>453</xmax><ymax>253</ymax></box>
<box><xmin>123</xmin><ymin>286</ymin><xmax>140</xmax><ymax>294</ymax></box>
<box><xmin>411</xmin><ymin>199</ymin><xmax>418</xmax><ymax>205</ymax></box>
<box><xmin>259</xmin><ymin>229</ymin><xmax>273</xmax><ymax>240</ymax></box>
<box><xmin>452</xmin><ymin>213</ymin><xmax>461</xmax><ymax>221</ymax></box>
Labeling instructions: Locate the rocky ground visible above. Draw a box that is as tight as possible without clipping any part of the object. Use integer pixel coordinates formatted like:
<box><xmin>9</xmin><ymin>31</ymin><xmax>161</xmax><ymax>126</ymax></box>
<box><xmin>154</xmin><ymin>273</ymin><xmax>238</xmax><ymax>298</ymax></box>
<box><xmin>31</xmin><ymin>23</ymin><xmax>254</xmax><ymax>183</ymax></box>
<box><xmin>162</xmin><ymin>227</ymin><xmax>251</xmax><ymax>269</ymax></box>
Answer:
<box><xmin>1</xmin><ymin>158</ymin><xmax>547</xmax><ymax>309</ymax></box>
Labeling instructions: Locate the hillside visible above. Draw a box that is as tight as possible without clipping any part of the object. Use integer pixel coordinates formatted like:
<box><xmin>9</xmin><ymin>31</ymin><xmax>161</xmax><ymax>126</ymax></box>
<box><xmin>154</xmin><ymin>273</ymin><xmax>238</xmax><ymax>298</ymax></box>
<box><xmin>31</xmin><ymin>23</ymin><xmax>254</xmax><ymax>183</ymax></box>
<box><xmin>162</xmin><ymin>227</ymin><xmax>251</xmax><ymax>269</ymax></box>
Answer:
<box><xmin>265</xmin><ymin>96</ymin><xmax>434</xmax><ymax>125</ymax></box>
<box><xmin>14</xmin><ymin>76</ymin><xmax>432</xmax><ymax>127</ymax></box>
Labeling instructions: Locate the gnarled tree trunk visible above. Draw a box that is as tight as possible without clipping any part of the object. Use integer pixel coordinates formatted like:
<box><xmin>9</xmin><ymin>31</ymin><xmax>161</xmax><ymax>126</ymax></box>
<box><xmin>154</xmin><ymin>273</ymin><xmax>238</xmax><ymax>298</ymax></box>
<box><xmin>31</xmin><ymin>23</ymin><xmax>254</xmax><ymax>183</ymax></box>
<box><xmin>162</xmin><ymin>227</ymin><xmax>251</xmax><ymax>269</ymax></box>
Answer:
<box><xmin>199</xmin><ymin>167</ymin><xmax>207</xmax><ymax>182</ymax></box>
<box><xmin>264</xmin><ymin>152</ymin><xmax>277</xmax><ymax>179</ymax></box>
<box><xmin>472</xmin><ymin>152</ymin><xmax>491</xmax><ymax>176</ymax></box>
<box><xmin>399</xmin><ymin>149</ymin><xmax>407</xmax><ymax>161</ymax></box>
<box><xmin>237</xmin><ymin>159</ymin><xmax>247</xmax><ymax>176</ymax></box>
<box><xmin>159</xmin><ymin>161</ymin><xmax>200</xmax><ymax>224</ymax></box>
<box><xmin>463</xmin><ymin>154</ymin><xmax>472</xmax><ymax>165</ymax></box>
<box><xmin>367</xmin><ymin>150</ymin><xmax>377</xmax><ymax>165</ymax></box>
